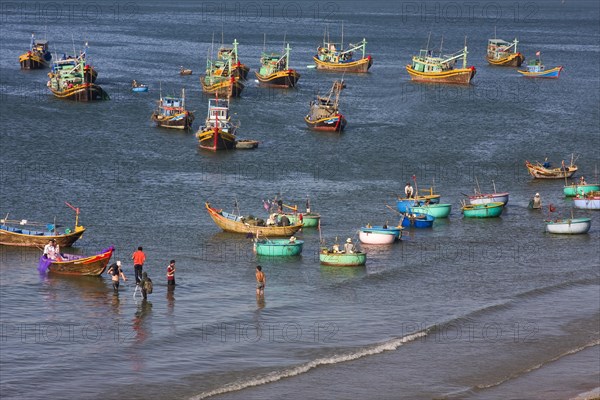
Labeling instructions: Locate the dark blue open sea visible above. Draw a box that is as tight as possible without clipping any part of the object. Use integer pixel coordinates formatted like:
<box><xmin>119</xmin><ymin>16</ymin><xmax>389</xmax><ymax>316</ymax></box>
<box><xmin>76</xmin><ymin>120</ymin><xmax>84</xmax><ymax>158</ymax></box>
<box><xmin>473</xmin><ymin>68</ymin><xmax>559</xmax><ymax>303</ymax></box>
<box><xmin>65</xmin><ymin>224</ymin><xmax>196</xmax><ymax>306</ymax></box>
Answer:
<box><xmin>1</xmin><ymin>1</ymin><xmax>599</xmax><ymax>399</ymax></box>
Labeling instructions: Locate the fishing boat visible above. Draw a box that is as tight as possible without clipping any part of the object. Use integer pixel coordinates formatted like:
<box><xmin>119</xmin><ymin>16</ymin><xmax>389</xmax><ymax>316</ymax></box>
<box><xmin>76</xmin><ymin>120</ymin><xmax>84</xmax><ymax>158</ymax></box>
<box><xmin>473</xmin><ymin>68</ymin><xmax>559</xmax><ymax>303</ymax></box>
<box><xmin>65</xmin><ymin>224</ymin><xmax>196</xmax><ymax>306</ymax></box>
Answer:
<box><xmin>319</xmin><ymin>249</ymin><xmax>367</xmax><ymax>266</ymax></box>
<box><xmin>525</xmin><ymin>159</ymin><xmax>577</xmax><ymax>179</ymax></box>
<box><xmin>461</xmin><ymin>202</ymin><xmax>504</xmax><ymax>218</ymax></box>
<box><xmin>151</xmin><ymin>89</ymin><xmax>194</xmax><ymax>130</ymax></box>
<box><xmin>196</xmin><ymin>96</ymin><xmax>237</xmax><ymax>151</ymax></box>
<box><xmin>217</xmin><ymin>39</ymin><xmax>250</xmax><ymax>80</ymax></box>
<box><xmin>19</xmin><ymin>33</ymin><xmax>51</xmax><ymax>69</ymax></box>
<box><xmin>406</xmin><ymin>36</ymin><xmax>476</xmax><ymax>84</ymax></box>
<box><xmin>205</xmin><ymin>202</ymin><xmax>303</xmax><ymax>237</ymax></box>
<box><xmin>47</xmin><ymin>56</ymin><xmax>108</xmax><ymax>101</ymax></box>
<box><xmin>573</xmin><ymin>192</ymin><xmax>600</xmax><ymax>210</ymax></box>
<box><xmin>0</xmin><ymin>204</ymin><xmax>85</xmax><ymax>247</ymax></box>
<box><xmin>256</xmin><ymin>42</ymin><xmax>300</xmax><ymax>88</ymax></box>
<box><xmin>468</xmin><ymin>181</ymin><xmax>509</xmax><ymax>205</ymax></box>
<box><xmin>401</xmin><ymin>213</ymin><xmax>435</xmax><ymax>228</ymax></box>
<box><xmin>485</xmin><ymin>37</ymin><xmax>524</xmax><ymax>67</ymax></box>
<box><xmin>359</xmin><ymin>225</ymin><xmax>402</xmax><ymax>244</ymax></box>
<box><xmin>285</xmin><ymin>213</ymin><xmax>320</xmax><ymax>228</ymax></box>
<box><xmin>313</xmin><ymin>25</ymin><xmax>372</xmax><ymax>73</ymax></box>
<box><xmin>200</xmin><ymin>61</ymin><xmax>244</xmax><ymax>98</ymax></box>
<box><xmin>563</xmin><ymin>181</ymin><xmax>600</xmax><ymax>197</ymax></box>
<box><xmin>408</xmin><ymin>204</ymin><xmax>452</xmax><ymax>218</ymax></box>
<box><xmin>38</xmin><ymin>246</ymin><xmax>114</xmax><ymax>276</ymax></box>
<box><xmin>253</xmin><ymin>237</ymin><xmax>304</xmax><ymax>256</ymax></box>
<box><xmin>180</xmin><ymin>67</ymin><xmax>193</xmax><ymax>75</ymax></box>
<box><xmin>545</xmin><ymin>218</ymin><xmax>591</xmax><ymax>234</ymax></box>
<box><xmin>131</xmin><ymin>80</ymin><xmax>148</xmax><ymax>92</ymax></box>
<box><xmin>305</xmin><ymin>80</ymin><xmax>346</xmax><ymax>132</ymax></box>
<box><xmin>518</xmin><ymin>52</ymin><xmax>562</xmax><ymax>78</ymax></box>
<box><xmin>235</xmin><ymin>139</ymin><xmax>259</xmax><ymax>149</ymax></box>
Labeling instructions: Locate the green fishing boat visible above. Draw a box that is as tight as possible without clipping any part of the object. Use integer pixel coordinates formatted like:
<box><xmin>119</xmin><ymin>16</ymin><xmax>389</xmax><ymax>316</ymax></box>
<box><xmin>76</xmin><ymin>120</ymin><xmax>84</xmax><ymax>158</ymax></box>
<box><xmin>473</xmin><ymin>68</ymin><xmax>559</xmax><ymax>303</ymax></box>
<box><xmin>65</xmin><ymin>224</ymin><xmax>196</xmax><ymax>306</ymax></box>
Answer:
<box><xmin>462</xmin><ymin>202</ymin><xmax>504</xmax><ymax>218</ymax></box>
<box><xmin>255</xmin><ymin>42</ymin><xmax>300</xmax><ymax>88</ymax></box>
<box><xmin>408</xmin><ymin>203</ymin><xmax>452</xmax><ymax>218</ymax></box>
<box><xmin>563</xmin><ymin>183</ymin><xmax>600</xmax><ymax>197</ymax></box>
<box><xmin>285</xmin><ymin>213</ymin><xmax>320</xmax><ymax>228</ymax></box>
<box><xmin>319</xmin><ymin>249</ymin><xmax>366</xmax><ymax>267</ymax></box>
<box><xmin>254</xmin><ymin>238</ymin><xmax>303</xmax><ymax>256</ymax></box>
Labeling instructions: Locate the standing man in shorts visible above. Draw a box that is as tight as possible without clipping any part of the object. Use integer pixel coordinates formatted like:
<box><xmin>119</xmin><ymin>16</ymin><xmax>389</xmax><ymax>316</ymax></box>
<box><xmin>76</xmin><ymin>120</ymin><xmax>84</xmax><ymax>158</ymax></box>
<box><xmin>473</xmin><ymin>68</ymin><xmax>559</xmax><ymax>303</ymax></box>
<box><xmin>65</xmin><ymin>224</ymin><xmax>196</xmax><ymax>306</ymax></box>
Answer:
<box><xmin>256</xmin><ymin>265</ymin><xmax>266</xmax><ymax>296</ymax></box>
<box><xmin>132</xmin><ymin>246</ymin><xmax>146</xmax><ymax>285</ymax></box>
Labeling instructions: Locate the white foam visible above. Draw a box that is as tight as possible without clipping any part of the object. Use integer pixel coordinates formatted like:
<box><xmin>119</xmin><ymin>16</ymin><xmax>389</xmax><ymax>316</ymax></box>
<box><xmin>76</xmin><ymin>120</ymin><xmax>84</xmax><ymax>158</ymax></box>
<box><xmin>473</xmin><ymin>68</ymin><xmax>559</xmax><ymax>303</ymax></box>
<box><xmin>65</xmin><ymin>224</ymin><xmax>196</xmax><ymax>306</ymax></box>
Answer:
<box><xmin>190</xmin><ymin>330</ymin><xmax>427</xmax><ymax>399</ymax></box>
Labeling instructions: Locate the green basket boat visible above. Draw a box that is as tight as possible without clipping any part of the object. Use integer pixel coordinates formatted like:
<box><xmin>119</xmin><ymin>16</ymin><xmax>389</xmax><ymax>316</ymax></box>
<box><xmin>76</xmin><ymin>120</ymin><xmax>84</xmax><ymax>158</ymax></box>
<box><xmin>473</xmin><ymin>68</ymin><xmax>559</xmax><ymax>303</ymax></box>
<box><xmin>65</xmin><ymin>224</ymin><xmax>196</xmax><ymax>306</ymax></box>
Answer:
<box><xmin>319</xmin><ymin>249</ymin><xmax>366</xmax><ymax>267</ymax></box>
<box><xmin>286</xmin><ymin>213</ymin><xmax>321</xmax><ymax>228</ymax></box>
<box><xmin>254</xmin><ymin>238</ymin><xmax>304</xmax><ymax>256</ymax></box>
<box><xmin>462</xmin><ymin>202</ymin><xmax>504</xmax><ymax>218</ymax></box>
<box><xmin>563</xmin><ymin>184</ymin><xmax>600</xmax><ymax>197</ymax></box>
<box><xmin>408</xmin><ymin>203</ymin><xmax>452</xmax><ymax>218</ymax></box>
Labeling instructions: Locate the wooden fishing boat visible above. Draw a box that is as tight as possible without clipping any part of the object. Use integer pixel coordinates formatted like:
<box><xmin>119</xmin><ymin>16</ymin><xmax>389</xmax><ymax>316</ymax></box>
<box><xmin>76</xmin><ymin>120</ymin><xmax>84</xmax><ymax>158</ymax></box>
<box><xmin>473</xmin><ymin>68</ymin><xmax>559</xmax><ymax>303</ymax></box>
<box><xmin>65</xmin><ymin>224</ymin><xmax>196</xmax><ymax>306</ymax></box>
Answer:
<box><xmin>305</xmin><ymin>80</ymin><xmax>346</xmax><ymax>132</ymax></box>
<box><xmin>525</xmin><ymin>160</ymin><xmax>577</xmax><ymax>179</ymax></box>
<box><xmin>359</xmin><ymin>225</ymin><xmax>402</xmax><ymax>244</ymax></box>
<box><xmin>253</xmin><ymin>238</ymin><xmax>304</xmax><ymax>256</ymax></box>
<box><xmin>313</xmin><ymin>26</ymin><xmax>372</xmax><ymax>73</ymax></box>
<box><xmin>401</xmin><ymin>213</ymin><xmax>435</xmax><ymax>228</ymax></box>
<box><xmin>545</xmin><ymin>218</ymin><xmax>591</xmax><ymax>234</ymax></box>
<box><xmin>47</xmin><ymin>56</ymin><xmax>108</xmax><ymax>101</ymax></box>
<box><xmin>217</xmin><ymin>39</ymin><xmax>250</xmax><ymax>80</ymax></box>
<box><xmin>485</xmin><ymin>37</ymin><xmax>524</xmax><ymax>67</ymax></box>
<box><xmin>19</xmin><ymin>33</ymin><xmax>51</xmax><ymax>69</ymax></box>
<box><xmin>256</xmin><ymin>43</ymin><xmax>300</xmax><ymax>88</ymax></box>
<box><xmin>180</xmin><ymin>67</ymin><xmax>193</xmax><ymax>75</ymax></box>
<box><xmin>408</xmin><ymin>203</ymin><xmax>452</xmax><ymax>218</ymax></box>
<box><xmin>201</xmin><ymin>74</ymin><xmax>244</xmax><ymax>98</ymax></box>
<box><xmin>518</xmin><ymin>53</ymin><xmax>562</xmax><ymax>78</ymax></box>
<box><xmin>235</xmin><ymin>139</ymin><xmax>259</xmax><ymax>149</ymax></box>
<box><xmin>196</xmin><ymin>97</ymin><xmax>237</xmax><ymax>151</ymax></box>
<box><xmin>0</xmin><ymin>205</ymin><xmax>85</xmax><ymax>247</ymax></box>
<box><xmin>38</xmin><ymin>247</ymin><xmax>114</xmax><ymax>276</ymax></box>
<box><xmin>573</xmin><ymin>192</ymin><xmax>600</xmax><ymax>210</ymax></box>
<box><xmin>319</xmin><ymin>249</ymin><xmax>366</xmax><ymax>266</ymax></box>
<box><xmin>151</xmin><ymin>89</ymin><xmax>194</xmax><ymax>130</ymax></box>
<box><xmin>563</xmin><ymin>182</ymin><xmax>600</xmax><ymax>197</ymax></box>
<box><xmin>406</xmin><ymin>36</ymin><xmax>476</xmax><ymax>84</ymax></box>
<box><xmin>205</xmin><ymin>202</ymin><xmax>303</xmax><ymax>237</ymax></box>
<box><xmin>462</xmin><ymin>202</ymin><xmax>504</xmax><ymax>218</ymax></box>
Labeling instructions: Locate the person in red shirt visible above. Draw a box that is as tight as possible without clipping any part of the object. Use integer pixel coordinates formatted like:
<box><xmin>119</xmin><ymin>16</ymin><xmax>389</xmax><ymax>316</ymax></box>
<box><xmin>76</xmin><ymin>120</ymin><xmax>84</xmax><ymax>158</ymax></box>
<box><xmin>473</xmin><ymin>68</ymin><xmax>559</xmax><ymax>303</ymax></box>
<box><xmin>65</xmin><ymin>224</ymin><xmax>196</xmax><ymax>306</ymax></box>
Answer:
<box><xmin>131</xmin><ymin>246</ymin><xmax>146</xmax><ymax>284</ymax></box>
<box><xmin>166</xmin><ymin>260</ymin><xmax>176</xmax><ymax>289</ymax></box>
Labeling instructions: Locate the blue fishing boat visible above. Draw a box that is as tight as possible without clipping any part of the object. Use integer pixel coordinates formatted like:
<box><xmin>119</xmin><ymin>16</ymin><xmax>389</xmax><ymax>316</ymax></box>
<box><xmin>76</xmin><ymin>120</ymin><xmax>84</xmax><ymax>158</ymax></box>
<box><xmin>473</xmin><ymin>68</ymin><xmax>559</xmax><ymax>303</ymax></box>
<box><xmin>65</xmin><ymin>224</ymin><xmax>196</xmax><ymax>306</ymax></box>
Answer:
<box><xmin>254</xmin><ymin>237</ymin><xmax>304</xmax><ymax>256</ymax></box>
<box><xmin>131</xmin><ymin>80</ymin><xmax>148</xmax><ymax>92</ymax></box>
<box><xmin>518</xmin><ymin>53</ymin><xmax>562</xmax><ymax>78</ymax></box>
<box><xmin>401</xmin><ymin>213</ymin><xmax>435</xmax><ymax>228</ymax></box>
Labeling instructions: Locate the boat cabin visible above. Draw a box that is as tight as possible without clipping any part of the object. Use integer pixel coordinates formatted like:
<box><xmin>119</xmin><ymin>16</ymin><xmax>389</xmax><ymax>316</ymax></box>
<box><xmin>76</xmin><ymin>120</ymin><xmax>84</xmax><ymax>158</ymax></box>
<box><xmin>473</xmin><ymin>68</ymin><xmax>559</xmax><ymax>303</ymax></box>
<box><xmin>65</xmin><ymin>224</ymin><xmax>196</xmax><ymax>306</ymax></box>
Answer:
<box><xmin>205</xmin><ymin>98</ymin><xmax>232</xmax><ymax>130</ymax></box>
<box><xmin>160</xmin><ymin>96</ymin><xmax>184</xmax><ymax>116</ymax></box>
<box><xmin>525</xmin><ymin>59</ymin><xmax>545</xmax><ymax>73</ymax></box>
<box><xmin>34</xmin><ymin>39</ymin><xmax>49</xmax><ymax>53</ymax></box>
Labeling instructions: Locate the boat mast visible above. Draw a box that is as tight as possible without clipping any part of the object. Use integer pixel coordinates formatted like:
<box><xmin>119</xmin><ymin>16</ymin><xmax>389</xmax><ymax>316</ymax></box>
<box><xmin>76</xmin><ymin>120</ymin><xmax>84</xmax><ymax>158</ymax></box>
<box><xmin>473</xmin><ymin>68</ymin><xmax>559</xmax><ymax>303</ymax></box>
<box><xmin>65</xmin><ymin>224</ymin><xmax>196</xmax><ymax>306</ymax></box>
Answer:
<box><xmin>362</xmin><ymin>38</ymin><xmax>366</xmax><ymax>58</ymax></box>
<box><xmin>263</xmin><ymin>33</ymin><xmax>266</xmax><ymax>54</ymax></box>
<box><xmin>439</xmin><ymin>36</ymin><xmax>443</xmax><ymax>57</ymax></box>
<box><xmin>182</xmin><ymin>88</ymin><xmax>185</xmax><ymax>109</ymax></box>
<box><xmin>463</xmin><ymin>36</ymin><xmax>468</xmax><ymax>69</ymax></box>
<box><xmin>285</xmin><ymin>43</ymin><xmax>291</xmax><ymax>70</ymax></box>
<box><xmin>30</xmin><ymin>32</ymin><xmax>35</xmax><ymax>50</ymax></box>
<box><xmin>233</xmin><ymin>39</ymin><xmax>239</xmax><ymax>63</ymax></box>
<box><xmin>341</xmin><ymin>20</ymin><xmax>344</xmax><ymax>50</ymax></box>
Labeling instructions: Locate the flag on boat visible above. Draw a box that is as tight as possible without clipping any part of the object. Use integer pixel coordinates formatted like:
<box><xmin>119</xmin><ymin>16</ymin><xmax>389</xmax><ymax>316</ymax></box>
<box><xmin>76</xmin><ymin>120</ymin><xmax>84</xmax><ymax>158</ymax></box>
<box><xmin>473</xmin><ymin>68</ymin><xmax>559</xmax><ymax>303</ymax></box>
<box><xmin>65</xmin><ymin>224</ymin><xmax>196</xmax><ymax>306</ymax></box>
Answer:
<box><xmin>535</xmin><ymin>51</ymin><xmax>540</xmax><ymax>56</ymax></box>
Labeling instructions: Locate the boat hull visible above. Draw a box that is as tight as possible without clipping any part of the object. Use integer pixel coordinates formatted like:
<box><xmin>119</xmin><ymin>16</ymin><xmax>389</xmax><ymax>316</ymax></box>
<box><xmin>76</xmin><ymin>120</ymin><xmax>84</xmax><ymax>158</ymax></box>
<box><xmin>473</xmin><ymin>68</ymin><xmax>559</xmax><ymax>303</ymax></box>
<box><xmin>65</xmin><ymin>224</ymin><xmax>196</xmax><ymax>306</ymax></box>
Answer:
<box><xmin>525</xmin><ymin>161</ymin><xmax>577</xmax><ymax>179</ymax></box>
<box><xmin>200</xmin><ymin>77</ymin><xmax>244</xmax><ymax>97</ymax></box>
<box><xmin>0</xmin><ymin>225</ymin><xmax>85</xmax><ymax>247</ymax></box>
<box><xmin>396</xmin><ymin>196</ymin><xmax>441</xmax><ymax>212</ymax></box>
<box><xmin>468</xmin><ymin>193</ymin><xmax>509</xmax><ymax>205</ymax></box>
<box><xmin>485</xmin><ymin>53</ymin><xmax>524</xmax><ymax>67</ymax></box>
<box><xmin>545</xmin><ymin>218</ymin><xmax>591</xmax><ymax>234</ymax></box>
<box><xmin>254</xmin><ymin>239</ymin><xmax>304</xmax><ymax>256</ymax></box>
<box><xmin>408</xmin><ymin>203</ymin><xmax>452</xmax><ymax>218</ymax></box>
<box><xmin>573</xmin><ymin>197</ymin><xmax>600</xmax><ymax>210</ymax></box>
<box><xmin>319</xmin><ymin>251</ymin><xmax>366</xmax><ymax>266</ymax></box>
<box><xmin>462</xmin><ymin>202</ymin><xmax>504</xmax><ymax>218</ymax></box>
<box><xmin>359</xmin><ymin>228</ymin><xmax>399</xmax><ymax>244</ymax></box>
<box><xmin>401</xmin><ymin>213</ymin><xmax>435</xmax><ymax>228</ymax></box>
<box><xmin>406</xmin><ymin>65</ymin><xmax>476</xmax><ymax>84</ymax></box>
<box><xmin>41</xmin><ymin>247</ymin><xmax>114</xmax><ymax>276</ymax></box>
<box><xmin>132</xmin><ymin>86</ymin><xmax>148</xmax><ymax>92</ymax></box>
<box><xmin>197</xmin><ymin>128</ymin><xmax>236</xmax><ymax>151</ymax></box>
<box><xmin>305</xmin><ymin>114</ymin><xmax>346</xmax><ymax>132</ymax></box>
<box><xmin>518</xmin><ymin>66</ymin><xmax>562</xmax><ymax>78</ymax></box>
<box><xmin>313</xmin><ymin>56</ymin><xmax>372</xmax><ymax>73</ymax></box>
<box><xmin>563</xmin><ymin>184</ymin><xmax>600</xmax><ymax>197</ymax></box>
<box><xmin>48</xmin><ymin>83</ymin><xmax>109</xmax><ymax>101</ymax></box>
<box><xmin>285</xmin><ymin>214</ymin><xmax>320</xmax><ymax>228</ymax></box>
<box><xmin>151</xmin><ymin>112</ymin><xmax>194</xmax><ymax>130</ymax></box>
<box><xmin>232</xmin><ymin>64</ymin><xmax>250</xmax><ymax>80</ymax></box>
<box><xmin>205</xmin><ymin>202</ymin><xmax>303</xmax><ymax>237</ymax></box>
<box><xmin>255</xmin><ymin>70</ymin><xmax>300</xmax><ymax>88</ymax></box>
<box><xmin>19</xmin><ymin>53</ymin><xmax>50</xmax><ymax>69</ymax></box>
